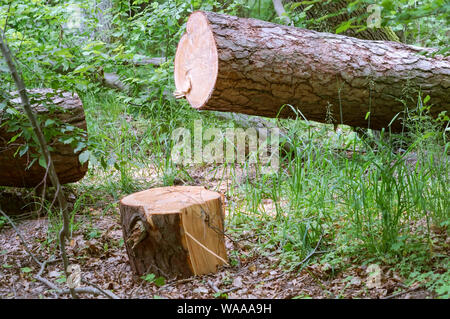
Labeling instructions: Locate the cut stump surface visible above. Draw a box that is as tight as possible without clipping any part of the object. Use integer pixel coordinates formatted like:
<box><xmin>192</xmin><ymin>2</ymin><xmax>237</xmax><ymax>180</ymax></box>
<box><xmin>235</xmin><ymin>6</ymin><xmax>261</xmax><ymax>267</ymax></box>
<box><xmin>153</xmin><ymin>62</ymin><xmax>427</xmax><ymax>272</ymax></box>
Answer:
<box><xmin>120</xmin><ymin>186</ymin><xmax>228</xmax><ymax>279</ymax></box>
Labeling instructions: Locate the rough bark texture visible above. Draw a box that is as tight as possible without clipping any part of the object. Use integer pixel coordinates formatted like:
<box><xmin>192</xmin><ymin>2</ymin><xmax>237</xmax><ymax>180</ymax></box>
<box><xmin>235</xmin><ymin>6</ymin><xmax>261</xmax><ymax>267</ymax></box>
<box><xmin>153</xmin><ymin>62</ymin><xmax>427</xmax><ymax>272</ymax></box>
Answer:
<box><xmin>0</xmin><ymin>89</ymin><xmax>88</xmax><ymax>187</ymax></box>
<box><xmin>120</xmin><ymin>186</ymin><xmax>227</xmax><ymax>279</ymax></box>
<box><xmin>174</xmin><ymin>11</ymin><xmax>449</xmax><ymax>132</ymax></box>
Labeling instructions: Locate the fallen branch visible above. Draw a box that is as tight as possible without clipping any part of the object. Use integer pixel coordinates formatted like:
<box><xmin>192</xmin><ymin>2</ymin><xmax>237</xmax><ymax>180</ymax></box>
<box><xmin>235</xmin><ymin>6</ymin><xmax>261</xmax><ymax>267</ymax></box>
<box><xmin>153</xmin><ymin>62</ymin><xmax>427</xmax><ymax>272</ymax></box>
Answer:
<box><xmin>382</xmin><ymin>285</ymin><xmax>422</xmax><ymax>299</ymax></box>
<box><xmin>62</xmin><ymin>286</ymin><xmax>120</xmax><ymax>299</ymax></box>
<box><xmin>0</xmin><ymin>31</ymin><xmax>79</xmax><ymax>299</ymax></box>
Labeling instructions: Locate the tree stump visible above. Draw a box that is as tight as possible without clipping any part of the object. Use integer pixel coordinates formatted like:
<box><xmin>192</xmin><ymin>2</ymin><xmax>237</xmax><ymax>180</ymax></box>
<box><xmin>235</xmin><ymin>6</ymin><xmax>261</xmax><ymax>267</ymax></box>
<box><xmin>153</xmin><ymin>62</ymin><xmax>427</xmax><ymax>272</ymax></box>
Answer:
<box><xmin>0</xmin><ymin>89</ymin><xmax>88</xmax><ymax>187</ymax></box>
<box><xmin>120</xmin><ymin>186</ymin><xmax>228</xmax><ymax>279</ymax></box>
<box><xmin>174</xmin><ymin>11</ymin><xmax>449</xmax><ymax>132</ymax></box>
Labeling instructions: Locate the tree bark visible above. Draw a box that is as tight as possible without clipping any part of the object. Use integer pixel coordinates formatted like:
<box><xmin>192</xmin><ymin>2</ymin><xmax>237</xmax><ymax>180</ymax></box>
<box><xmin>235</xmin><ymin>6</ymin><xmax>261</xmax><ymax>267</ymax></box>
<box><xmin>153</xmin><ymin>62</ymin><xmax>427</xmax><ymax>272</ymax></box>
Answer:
<box><xmin>120</xmin><ymin>186</ymin><xmax>228</xmax><ymax>279</ymax></box>
<box><xmin>174</xmin><ymin>11</ymin><xmax>449</xmax><ymax>132</ymax></box>
<box><xmin>0</xmin><ymin>89</ymin><xmax>88</xmax><ymax>187</ymax></box>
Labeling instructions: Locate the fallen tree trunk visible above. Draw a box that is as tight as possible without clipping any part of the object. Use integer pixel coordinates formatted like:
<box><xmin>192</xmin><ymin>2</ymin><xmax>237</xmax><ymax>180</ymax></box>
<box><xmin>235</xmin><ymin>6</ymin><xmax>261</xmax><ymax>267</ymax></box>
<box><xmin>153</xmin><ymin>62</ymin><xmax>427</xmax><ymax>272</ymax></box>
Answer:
<box><xmin>174</xmin><ymin>11</ymin><xmax>450</xmax><ymax>132</ymax></box>
<box><xmin>120</xmin><ymin>186</ymin><xmax>228</xmax><ymax>279</ymax></box>
<box><xmin>0</xmin><ymin>89</ymin><xmax>88</xmax><ymax>187</ymax></box>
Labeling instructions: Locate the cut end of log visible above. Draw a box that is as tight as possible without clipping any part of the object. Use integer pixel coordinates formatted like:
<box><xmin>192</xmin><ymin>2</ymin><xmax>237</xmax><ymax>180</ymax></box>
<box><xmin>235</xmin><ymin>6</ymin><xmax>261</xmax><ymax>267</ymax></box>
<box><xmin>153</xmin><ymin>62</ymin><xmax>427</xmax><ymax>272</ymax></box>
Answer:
<box><xmin>120</xmin><ymin>186</ymin><xmax>228</xmax><ymax>279</ymax></box>
<box><xmin>174</xmin><ymin>11</ymin><xmax>218</xmax><ymax>108</ymax></box>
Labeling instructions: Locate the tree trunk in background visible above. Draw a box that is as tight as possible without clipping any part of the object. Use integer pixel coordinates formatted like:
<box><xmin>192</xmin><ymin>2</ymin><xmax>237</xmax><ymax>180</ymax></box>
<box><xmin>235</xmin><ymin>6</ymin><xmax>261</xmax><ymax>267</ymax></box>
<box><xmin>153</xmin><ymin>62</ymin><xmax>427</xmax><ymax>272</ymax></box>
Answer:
<box><xmin>174</xmin><ymin>11</ymin><xmax>449</xmax><ymax>132</ymax></box>
<box><xmin>272</xmin><ymin>0</ymin><xmax>292</xmax><ymax>25</ymax></box>
<box><xmin>284</xmin><ymin>0</ymin><xmax>400</xmax><ymax>42</ymax></box>
<box><xmin>0</xmin><ymin>89</ymin><xmax>88</xmax><ymax>187</ymax></box>
<box><xmin>120</xmin><ymin>186</ymin><xmax>228</xmax><ymax>278</ymax></box>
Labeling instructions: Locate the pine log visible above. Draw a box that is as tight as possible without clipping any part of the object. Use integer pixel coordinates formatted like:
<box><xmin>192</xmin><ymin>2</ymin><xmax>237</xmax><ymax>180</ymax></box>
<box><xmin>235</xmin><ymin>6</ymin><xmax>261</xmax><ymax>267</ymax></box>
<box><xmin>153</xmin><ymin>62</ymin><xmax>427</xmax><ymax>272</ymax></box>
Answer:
<box><xmin>120</xmin><ymin>186</ymin><xmax>228</xmax><ymax>278</ymax></box>
<box><xmin>0</xmin><ymin>89</ymin><xmax>88</xmax><ymax>187</ymax></box>
<box><xmin>174</xmin><ymin>11</ymin><xmax>450</xmax><ymax>132</ymax></box>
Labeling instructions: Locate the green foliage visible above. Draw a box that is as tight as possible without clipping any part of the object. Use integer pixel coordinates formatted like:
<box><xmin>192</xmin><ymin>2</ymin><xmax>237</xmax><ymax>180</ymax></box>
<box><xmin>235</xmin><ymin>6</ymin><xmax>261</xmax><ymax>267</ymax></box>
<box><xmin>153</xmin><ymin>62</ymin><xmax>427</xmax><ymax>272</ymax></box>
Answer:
<box><xmin>284</xmin><ymin>0</ymin><xmax>449</xmax><ymax>51</ymax></box>
<box><xmin>0</xmin><ymin>216</ymin><xmax>6</xmax><ymax>230</ymax></box>
<box><xmin>20</xmin><ymin>266</ymin><xmax>33</xmax><ymax>273</ymax></box>
<box><xmin>409</xmin><ymin>269</ymin><xmax>450</xmax><ymax>298</ymax></box>
<box><xmin>1</xmin><ymin>0</ymin><xmax>448</xmax><ymax>299</ymax></box>
<box><xmin>141</xmin><ymin>273</ymin><xmax>166</xmax><ymax>287</ymax></box>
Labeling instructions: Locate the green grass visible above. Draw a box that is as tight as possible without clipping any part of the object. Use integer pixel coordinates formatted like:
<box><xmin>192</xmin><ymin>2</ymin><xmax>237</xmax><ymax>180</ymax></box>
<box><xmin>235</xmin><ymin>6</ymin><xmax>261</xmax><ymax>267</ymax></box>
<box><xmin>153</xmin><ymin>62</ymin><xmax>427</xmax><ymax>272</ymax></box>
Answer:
<box><xmin>2</xmin><ymin>0</ymin><xmax>448</xmax><ymax>299</ymax></box>
<box><xmin>68</xmin><ymin>84</ymin><xmax>449</xmax><ymax>297</ymax></box>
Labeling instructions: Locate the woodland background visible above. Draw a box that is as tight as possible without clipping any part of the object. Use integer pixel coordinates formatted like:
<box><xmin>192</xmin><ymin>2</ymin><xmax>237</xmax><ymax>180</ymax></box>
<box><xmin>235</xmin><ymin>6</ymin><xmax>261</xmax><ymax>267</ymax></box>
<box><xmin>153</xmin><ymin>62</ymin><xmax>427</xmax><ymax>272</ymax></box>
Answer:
<box><xmin>0</xmin><ymin>0</ymin><xmax>448</xmax><ymax>299</ymax></box>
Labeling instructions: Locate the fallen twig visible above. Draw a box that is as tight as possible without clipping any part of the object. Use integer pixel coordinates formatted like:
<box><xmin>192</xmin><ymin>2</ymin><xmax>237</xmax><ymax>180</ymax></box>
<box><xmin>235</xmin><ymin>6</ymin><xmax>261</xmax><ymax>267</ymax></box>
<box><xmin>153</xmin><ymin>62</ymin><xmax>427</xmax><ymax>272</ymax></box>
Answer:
<box><xmin>61</xmin><ymin>286</ymin><xmax>119</xmax><ymax>299</ymax></box>
<box><xmin>382</xmin><ymin>285</ymin><xmax>422</xmax><ymax>299</ymax></box>
<box><xmin>81</xmin><ymin>279</ymin><xmax>120</xmax><ymax>299</ymax></box>
<box><xmin>207</xmin><ymin>280</ymin><xmax>220</xmax><ymax>294</ymax></box>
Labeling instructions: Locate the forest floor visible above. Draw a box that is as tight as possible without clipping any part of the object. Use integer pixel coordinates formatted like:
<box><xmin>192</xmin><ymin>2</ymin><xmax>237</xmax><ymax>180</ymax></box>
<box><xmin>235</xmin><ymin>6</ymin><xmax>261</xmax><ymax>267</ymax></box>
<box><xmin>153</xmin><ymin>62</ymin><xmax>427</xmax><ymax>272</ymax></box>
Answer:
<box><xmin>0</xmin><ymin>165</ymin><xmax>440</xmax><ymax>299</ymax></box>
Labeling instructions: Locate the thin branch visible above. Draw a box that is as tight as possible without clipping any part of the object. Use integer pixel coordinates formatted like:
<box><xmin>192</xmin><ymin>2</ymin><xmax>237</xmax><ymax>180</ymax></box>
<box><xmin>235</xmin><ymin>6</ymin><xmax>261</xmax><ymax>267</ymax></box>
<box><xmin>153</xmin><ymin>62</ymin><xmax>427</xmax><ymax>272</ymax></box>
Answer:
<box><xmin>382</xmin><ymin>285</ymin><xmax>422</xmax><ymax>299</ymax></box>
<box><xmin>2</xmin><ymin>2</ymin><xmax>12</xmax><ymax>36</ymax></box>
<box><xmin>0</xmin><ymin>31</ymin><xmax>75</xmax><ymax>297</ymax></box>
<box><xmin>61</xmin><ymin>286</ymin><xmax>120</xmax><ymax>298</ymax></box>
<box><xmin>81</xmin><ymin>279</ymin><xmax>120</xmax><ymax>299</ymax></box>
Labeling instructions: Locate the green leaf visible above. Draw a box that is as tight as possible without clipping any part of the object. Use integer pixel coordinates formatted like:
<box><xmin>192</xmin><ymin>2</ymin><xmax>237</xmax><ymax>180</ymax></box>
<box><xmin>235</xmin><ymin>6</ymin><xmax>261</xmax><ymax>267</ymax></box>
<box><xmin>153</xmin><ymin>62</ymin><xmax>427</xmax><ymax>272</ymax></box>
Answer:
<box><xmin>44</xmin><ymin>119</ymin><xmax>56</xmax><ymax>127</ymax></box>
<box><xmin>2</xmin><ymin>263</ymin><xmax>13</xmax><ymax>268</ymax></box>
<box><xmin>21</xmin><ymin>267</ymin><xmax>33</xmax><ymax>273</ymax></box>
<box><xmin>154</xmin><ymin>276</ymin><xmax>166</xmax><ymax>287</ymax></box>
<box><xmin>54</xmin><ymin>48</ymin><xmax>74</xmax><ymax>58</ymax></box>
<box><xmin>62</xmin><ymin>137</ymin><xmax>74</xmax><ymax>145</ymax></box>
<box><xmin>38</xmin><ymin>155</ymin><xmax>47</xmax><ymax>169</ymax></box>
<box><xmin>141</xmin><ymin>273</ymin><xmax>156</xmax><ymax>282</ymax></box>
<box><xmin>8</xmin><ymin>132</ymin><xmax>22</xmax><ymax>143</ymax></box>
<box><xmin>19</xmin><ymin>145</ymin><xmax>29</xmax><ymax>157</ymax></box>
<box><xmin>73</xmin><ymin>64</ymin><xmax>94</xmax><ymax>74</ymax></box>
<box><xmin>56</xmin><ymin>276</ymin><xmax>66</xmax><ymax>284</ymax></box>
<box><xmin>73</xmin><ymin>142</ymin><xmax>86</xmax><ymax>153</ymax></box>
<box><xmin>336</xmin><ymin>21</ymin><xmax>352</xmax><ymax>34</ymax></box>
<box><xmin>78</xmin><ymin>150</ymin><xmax>91</xmax><ymax>164</ymax></box>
